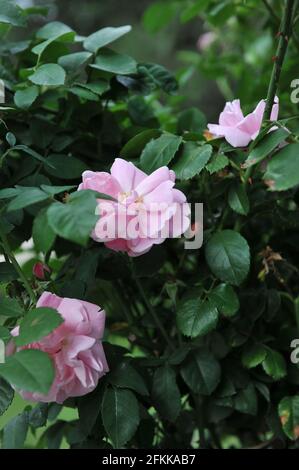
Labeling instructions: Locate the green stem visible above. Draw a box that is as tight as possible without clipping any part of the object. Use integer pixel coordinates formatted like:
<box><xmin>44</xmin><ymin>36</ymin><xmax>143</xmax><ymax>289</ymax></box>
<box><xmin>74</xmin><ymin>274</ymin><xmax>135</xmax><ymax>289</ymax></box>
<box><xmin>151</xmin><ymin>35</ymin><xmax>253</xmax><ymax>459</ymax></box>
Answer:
<box><xmin>193</xmin><ymin>394</ymin><xmax>207</xmax><ymax>449</ymax></box>
<box><xmin>243</xmin><ymin>1</ymin><xmax>296</xmax><ymax>187</ymax></box>
<box><xmin>0</xmin><ymin>225</ymin><xmax>36</xmax><ymax>305</ymax></box>
<box><xmin>263</xmin><ymin>0</ymin><xmax>296</xmax><ymax>121</ymax></box>
<box><xmin>131</xmin><ymin>263</ymin><xmax>175</xmax><ymax>351</ymax></box>
<box><xmin>262</xmin><ymin>0</ymin><xmax>280</xmax><ymax>23</ymax></box>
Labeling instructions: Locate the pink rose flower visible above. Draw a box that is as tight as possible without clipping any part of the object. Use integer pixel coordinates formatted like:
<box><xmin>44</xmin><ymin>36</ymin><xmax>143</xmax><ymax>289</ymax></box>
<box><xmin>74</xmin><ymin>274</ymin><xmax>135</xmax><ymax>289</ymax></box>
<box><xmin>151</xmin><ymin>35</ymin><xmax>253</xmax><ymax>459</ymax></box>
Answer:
<box><xmin>10</xmin><ymin>292</ymin><xmax>109</xmax><ymax>404</ymax></box>
<box><xmin>197</xmin><ymin>31</ymin><xmax>216</xmax><ymax>51</ymax></box>
<box><xmin>207</xmin><ymin>97</ymin><xmax>279</xmax><ymax>147</ymax></box>
<box><xmin>33</xmin><ymin>262</ymin><xmax>51</xmax><ymax>280</ymax></box>
<box><xmin>78</xmin><ymin>158</ymin><xmax>190</xmax><ymax>257</ymax></box>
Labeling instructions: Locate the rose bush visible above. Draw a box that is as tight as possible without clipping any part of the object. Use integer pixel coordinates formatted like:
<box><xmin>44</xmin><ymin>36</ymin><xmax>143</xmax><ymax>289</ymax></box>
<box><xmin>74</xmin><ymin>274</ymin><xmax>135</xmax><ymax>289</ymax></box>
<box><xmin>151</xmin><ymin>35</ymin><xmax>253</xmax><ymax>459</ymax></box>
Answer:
<box><xmin>0</xmin><ymin>0</ymin><xmax>299</xmax><ymax>450</ymax></box>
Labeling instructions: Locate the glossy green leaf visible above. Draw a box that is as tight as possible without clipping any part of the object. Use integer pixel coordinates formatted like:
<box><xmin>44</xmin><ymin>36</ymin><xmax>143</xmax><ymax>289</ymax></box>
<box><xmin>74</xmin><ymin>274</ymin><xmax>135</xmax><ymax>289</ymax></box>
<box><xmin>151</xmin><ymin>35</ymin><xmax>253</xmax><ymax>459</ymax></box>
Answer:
<box><xmin>181</xmin><ymin>349</ymin><xmax>221</xmax><ymax>395</ymax></box>
<box><xmin>210</xmin><ymin>283</ymin><xmax>239</xmax><ymax>317</ymax></box>
<box><xmin>172</xmin><ymin>143</ymin><xmax>212</xmax><ymax>180</ymax></box>
<box><xmin>0</xmin><ymin>349</ymin><xmax>55</xmax><ymax>394</ymax></box>
<box><xmin>47</xmin><ymin>190</ymin><xmax>98</xmax><ymax>246</ymax></box>
<box><xmin>29</xmin><ymin>64</ymin><xmax>66</xmax><ymax>86</ymax></box>
<box><xmin>279</xmin><ymin>396</ymin><xmax>299</xmax><ymax>440</ymax></box>
<box><xmin>152</xmin><ymin>366</ymin><xmax>181</xmax><ymax>422</ymax></box>
<box><xmin>14</xmin><ymin>86</ymin><xmax>39</xmax><ymax>109</ymax></box>
<box><xmin>263</xmin><ymin>143</ymin><xmax>299</xmax><ymax>191</ymax></box>
<box><xmin>205</xmin><ymin>230</ymin><xmax>250</xmax><ymax>286</ymax></box>
<box><xmin>0</xmin><ymin>296</ymin><xmax>24</xmax><ymax>317</ymax></box>
<box><xmin>101</xmin><ymin>387</ymin><xmax>140</xmax><ymax>448</ymax></box>
<box><xmin>84</xmin><ymin>25</ymin><xmax>132</xmax><ymax>53</ymax></box>
<box><xmin>228</xmin><ymin>184</ymin><xmax>250</xmax><ymax>215</ymax></box>
<box><xmin>140</xmin><ymin>134</ymin><xmax>182</xmax><ymax>173</ymax></box>
<box><xmin>177</xmin><ymin>298</ymin><xmax>218</xmax><ymax>338</ymax></box>
<box><xmin>0</xmin><ymin>378</ymin><xmax>14</xmax><ymax>416</ymax></box>
<box><xmin>90</xmin><ymin>49</ymin><xmax>137</xmax><ymax>75</ymax></box>
<box><xmin>15</xmin><ymin>307</ymin><xmax>63</xmax><ymax>347</ymax></box>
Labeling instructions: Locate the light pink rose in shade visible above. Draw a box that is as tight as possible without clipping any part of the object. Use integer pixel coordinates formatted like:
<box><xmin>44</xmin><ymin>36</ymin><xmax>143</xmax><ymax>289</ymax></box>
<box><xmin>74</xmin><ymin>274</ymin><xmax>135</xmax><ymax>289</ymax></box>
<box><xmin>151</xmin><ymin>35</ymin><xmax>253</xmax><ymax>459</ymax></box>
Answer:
<box><xmin>197</xmin><ymin>31</ymin><xmax>216</xmax><ymax>51</ymax></box>
<box><xmin>78</xmin><ymin>158</ymin><xmax>190</xmax><ymax>257</ymax></box>
<box><xmin>207</xmin><ymin>97</ymin><xmax>279</xmax><ymax>147</ymax></box>
<box><xmin>9</xmin><ymin>292</ymin><xmax>109</xmax><ymax>404</ymax></box>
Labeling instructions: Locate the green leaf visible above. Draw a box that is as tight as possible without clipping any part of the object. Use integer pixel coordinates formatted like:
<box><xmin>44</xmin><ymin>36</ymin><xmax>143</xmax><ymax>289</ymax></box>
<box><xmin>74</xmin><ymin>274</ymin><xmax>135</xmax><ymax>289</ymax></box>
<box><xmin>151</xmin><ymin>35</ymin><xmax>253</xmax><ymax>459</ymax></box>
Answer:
<box><xmin>205</xmin><ymin>230</ymin><xmax>250</xmax><ymax>286</ymax></box>
<box><xmin>33</xmin><ymin>208</ymin><xmax>56</xmax><ymax>253</ymax></box>
<box><xmin>3</xmin><ymin>412</ymin><xmax>29</xmax><ymax>449</ymax></box>
<box><xmin>40</xmin><ymin>185</ymin><xmax>76</xmax><ymax>195</ymax></box>
<box><xmin>15</xmin><ymin>307</ymin><xmax>63</xmax><ymax>347</ymax></box>
<box><xmin>177</xmin><ymin>107</ymin><xmax>207</xmax><ymax>133</ymax></box>
<box><xmin>152</xmin><ymin>366</ymin><xmax>181</xmax><ymax>422</ymax></box>
<box><xmin>108</xmin><ymin>362</ymin><xmax>149</xmax><ymax>396</ymax></box>
<box><xmin>0</xmin><ymin>0</ymin><xmax>26</xmax><ymax>27</ymax></box>
<box><xmin>0</xmin><ymin>296</ymin><xmax>24</xmax><ymax>317</ymax></box>
<box><xmin>244</xmin><ymin>128</ymin><xmax>289</xmax><ymax>168</ymax></box>
<box><xmin>77</xmin><ymin>80</ymin><xmax>110</xmax><ymax>96</ymax></box>
<box><xmin>177</xmin><ymin>298</ymin><xmax>218</xmax><ymax>338</ymax></box>
<box><xmin>90</xmin><ymin>49</ymin><xmax>137</xmax><ymax>75</ymax></box>
<box><xmin>0</xmin><ymin>326</ymin><xmax>11</xmax><ymax>344</ymax></box>
<box><xmin>84</xmin><ymin>25</ymin><xmax>132</xmax><ymax>53</ymax></box>
<box><xmin>7</xmin><ymin>187</ymin><xmax>49</xmax><ymax>212</ymax></box>
<box><xmin>32</xmin><ymin>31</ymin><xmax>75</xmax><ymax>60</ymax></box>
<box><xmin>29</xmin><ymin>403</ymin><xmax>48</xmax><ymax>428</ymax></box>
<box><xmin>69</xmin><ymin>85</ymin><xmax>99</xmax><ymax>101</ymax></box>
<box><xmin>14</xmin><ymin>86</ymin><xmax>39</xmax><ymax>110</ymax></box>
<box><xmin>12</xmin><ymin>145</ymin><xmax>55</xmax><ymax>168</ymax></box>
<box><xmin>138</xmin><ymin>63</ymin><xmax>178</xmax><ymax>94</ymax></box>
<box><xmin>143</xmin><ymin>2</ymin><xmax>178</xmax><ymax>33</ymax></box>
<box><xmin>121</xmin><ymin>129</ymin><xmax>161</xmax><ymax>158</ymax></box>
<box><xmin>0</xmin><ymin>378</ymin><xmax>14</xmax><ymax>416</ymax></box>
<box><xmin>181</xmin><ymin>349</ymin><xmax>221</xmax><ymax>395</ymax></box>
<box><xmin>36</xmin><ymin>21</ymin><xmax>74</xmax><ymax>39</ymax></box>
<box><xmin>101</xmin><ymin>387</ymin><xmax>140</xmax><ymax>448</ymax></box>
<box><xmin>140</xmin><ymin>134</ymin><xmax>182</xmax><ymax>173</ymax></box>
<box><xmin>278</xmin><ymin>396</ymin><xmax>299</xmax><ymax>440</ymax></box>
<box><xmin>206</xmin><ymin>153</ymin><xmax>229</xmax><ymax>174</ymax></box>
<box><xmin>6</xmin><ymin>132</ymin><xmax>16</xmax><ymax>147</ymax></box>
<box><xmin>29</xmin><ymin>64</ymin><xmax>66</xmax><ymax>86</ymax></box>
<box><xmin>180</xmin><ymin>0</ymin><xmax>210</xmax><ymax>22</ymax></box>
<box><xmin>47</xmin><ymin>190</ymin><xmax>98</xmax><ymax>246</ymax></box>
<box><xmin>210</xmin><ymin>283</ymin><xmax>239</xmax><ymax>317</ymax></box>
<box><xmin>172</xmin><ymin>143</ymin><xmax>212</xmax><ymax>180</ymax></box>
<box><xmin>78</xmin><ymin>388</ymin><xmax>102</xmax><ymax>436</ymax></box>
<box><xmin>0</xmin><ymin>262</ymin><xmax>18</xmax><ymax>282</ymax></box>
<box><xmin>262</xmin><ymin>348</ymin><xmax>287</xmax><ymax>381</ymax></box>
<box><xmin>0</xmin><ymin>349</ymin><xmax>55</xmax><ymax>394</ymax></box>
<box><xmin>242</xmin><ymin>344</ymin><xmax>267</xmax><ymax>369</ymax></box>
<box><xmin>45</xmin><ymin>154</ymin><xmax>87</xmax><ymax>179</ymax></box>
<box><xmin>234</xmin><ymin>383</ymin><xmax>257</xmax><ymax>415</ymax></box>
<box><xmin>263</xmin><ymin>143</ymin><xmax>299</xmax><ymax>191</ymax></box>
<box><xmin>58</xmin><ymin>51</ymin><xmax>93</xmax><ymax>73</ymax></box>
<box><xmin>228</xmin><ymin>183</ymin><xmax>250</xmax><ymax>215</ymax></box>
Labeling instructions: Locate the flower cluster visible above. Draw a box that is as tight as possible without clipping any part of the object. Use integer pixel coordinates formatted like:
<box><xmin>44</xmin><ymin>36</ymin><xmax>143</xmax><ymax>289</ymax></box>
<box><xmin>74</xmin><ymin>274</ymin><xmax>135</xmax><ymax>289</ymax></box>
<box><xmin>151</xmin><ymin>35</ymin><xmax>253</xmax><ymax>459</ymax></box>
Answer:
<box><xmin>10</xmin><ymin>292</ymin><xmax>108</xmax><ymax>404</ymax></box>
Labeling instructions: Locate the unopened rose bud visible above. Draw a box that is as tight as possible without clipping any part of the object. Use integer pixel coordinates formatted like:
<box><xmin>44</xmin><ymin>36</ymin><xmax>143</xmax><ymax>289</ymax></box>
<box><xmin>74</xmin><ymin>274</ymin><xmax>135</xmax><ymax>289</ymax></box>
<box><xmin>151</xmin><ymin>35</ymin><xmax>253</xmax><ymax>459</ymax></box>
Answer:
<box><xmin>33</xmin><ymin>262</ymin><xmax>51</xmax><ymax>280</ymax></box>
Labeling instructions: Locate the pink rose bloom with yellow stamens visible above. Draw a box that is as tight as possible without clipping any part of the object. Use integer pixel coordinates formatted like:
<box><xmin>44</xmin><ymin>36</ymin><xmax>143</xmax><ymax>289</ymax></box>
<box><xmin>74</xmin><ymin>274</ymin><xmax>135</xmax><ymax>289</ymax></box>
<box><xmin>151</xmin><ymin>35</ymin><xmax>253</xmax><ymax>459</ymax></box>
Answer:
<box><xmin>208</xmin><ymin>97</ymin><xmax>279</xmax><ymax>147</ymax></box>
<box><xmin>9</xmin><ymin>292</ymin><xmax>108</xmax><ymax>404</ymax></box>
<box><xmin>78</xmin><ymin>158</ymin><xmax>190</xmax><ymax>257</ymax></box>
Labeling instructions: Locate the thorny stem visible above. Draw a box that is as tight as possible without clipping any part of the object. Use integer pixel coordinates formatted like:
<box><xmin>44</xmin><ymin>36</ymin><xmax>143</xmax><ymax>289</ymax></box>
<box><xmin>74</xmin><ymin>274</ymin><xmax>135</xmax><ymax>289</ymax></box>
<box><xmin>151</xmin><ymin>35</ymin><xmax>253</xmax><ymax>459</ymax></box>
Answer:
<box><xmin>243</xmin><ymin>0</ymin><xmax>296</xmax><ymax>187</ymax></box>
<box><xmin>130</xmin><ymin>261</ymin><xmax>175</xmax><ymax>351</ymax></box>
<box><xmin>263</xmin><ymin>0</ymin><xmax>296</xmax><ymax>120</ymax></box>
